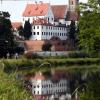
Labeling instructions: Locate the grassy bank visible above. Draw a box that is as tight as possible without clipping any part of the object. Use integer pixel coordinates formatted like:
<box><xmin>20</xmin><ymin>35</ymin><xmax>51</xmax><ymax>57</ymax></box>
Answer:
<box><xmin>0</xmin><ymin>58</ymin><xmax>99</xmax><ymax>72</ymax></box>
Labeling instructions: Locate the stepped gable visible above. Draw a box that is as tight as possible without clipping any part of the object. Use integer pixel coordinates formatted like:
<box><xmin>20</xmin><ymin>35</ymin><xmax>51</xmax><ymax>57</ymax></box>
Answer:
<box><xmin>51</xmin><ymin>5</ymin><xmax>67</xmax><ymax>20</ymax></box>
<box><xmin>23</xmin><ymin>3</ymin><xmax>49</xmax><ymax>17</ymax></box>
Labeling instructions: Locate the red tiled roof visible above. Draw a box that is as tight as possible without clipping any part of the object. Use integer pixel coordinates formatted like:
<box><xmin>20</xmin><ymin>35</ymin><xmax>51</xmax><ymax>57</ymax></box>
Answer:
<box><xmin>12</xmin><ymin>22</ymin><xmax>22</xmax><ymax>29</ymax></box>
<box><xmin>23</xmin><ymin>3</ymin><xmax>49</xmax><ymax>17</ymax></box>
<box><xmin>32</xmin><ymin>18</ymin><xmax>53</xmax><ymax>26</ymax></box>
<box><xmin>51</xmin><ymin>5</ymin><xmax>67</xmax><ymax>19</ymax></box>
<box><xmin>66</xmin><ymin>11</ymin><xmax>79</xmax><ymax>21</ymax></box>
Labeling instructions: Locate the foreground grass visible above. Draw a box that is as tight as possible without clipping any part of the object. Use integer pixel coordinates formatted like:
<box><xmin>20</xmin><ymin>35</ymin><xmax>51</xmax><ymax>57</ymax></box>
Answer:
<box><xmin>0</xmin><ymin>69</ymin><xmax>33</xmax><ymax>100</ymax></box>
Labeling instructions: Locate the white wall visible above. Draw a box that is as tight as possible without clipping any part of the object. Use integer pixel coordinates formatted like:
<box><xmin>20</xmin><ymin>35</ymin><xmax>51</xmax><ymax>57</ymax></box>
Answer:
<box><xmin>31</xmin><ymin>25</ymin><xmax>68</xmax><ymax>40</ymax></box>
<box><xmin>30</xmin><ymin>25</ymin><xmax>42</xmax><ymax>40</ymax></box>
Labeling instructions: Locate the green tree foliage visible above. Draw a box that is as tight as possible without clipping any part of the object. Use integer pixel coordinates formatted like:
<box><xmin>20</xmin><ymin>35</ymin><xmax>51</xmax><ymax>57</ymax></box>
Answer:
<box><xmin>69</xmin><ymin>20</ymin><xmax>76</xmax><ymax>48</ymax></box>
<box><xmin>23</xmin><ymin>20</ymin><xmax>32</xmax><ymax>40</ymax></box>
<box><xmin>0</xmin><ymin>68</ymin><xmax>33</xmax><ymax>100</ymax></box>
<box><xmin>0</xmin><ymin>12</ymin><xmax>15</xmax><ymax>57</ymax></box>
<box><xmin>18</xmin><ymin>25</ymin><xmax>24</xmax><ymax>37</ymax></box>
<box><xmin>42</xmin><ymin>43</ymin><xmax>52</xmax><ymax>51</ymax></box>
<box><xmin>77</xmin><ymin>0</ymin><xmax>100</xmax><ymax>55</ymax></box>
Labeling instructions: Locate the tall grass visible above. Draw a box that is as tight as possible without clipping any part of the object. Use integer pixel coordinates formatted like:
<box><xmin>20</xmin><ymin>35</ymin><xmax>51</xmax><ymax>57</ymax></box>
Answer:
<box><xmin>0</xmin><ymin>69</ymin><xmax>33</xmax><ymax>100</ymax></box>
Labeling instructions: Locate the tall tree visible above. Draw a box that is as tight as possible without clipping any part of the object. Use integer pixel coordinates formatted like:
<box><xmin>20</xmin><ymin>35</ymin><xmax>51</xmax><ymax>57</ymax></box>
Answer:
<box><xmin>0</xmin><ymin>12</ymin><xmax>15</xmax><ymax>57</ymax></box>
<box><xmin>23</xmin><ymin>20</ymin><xmax>32</xmax><ymax>40</ymax></box>
<box><xmin>77</xmin><ymin>0</ymin><xmax>100</xmax><ymax>55</ymax></box>
<box><xmin>69</xmin><ymin>20</ymin><xmax>76</xmax><ymax>48</ymax></box>
<box><xmin>18</xmin><ymin>25</ymin><xmax>24</xmax><ymax>37</ymax></box>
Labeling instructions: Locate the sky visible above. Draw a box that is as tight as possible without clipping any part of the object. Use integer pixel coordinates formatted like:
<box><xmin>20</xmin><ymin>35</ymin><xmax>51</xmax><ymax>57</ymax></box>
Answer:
<box><xmin>0</xmin><ymin>0</ymin><xmax>87</xmax><ymax>22</ymax></box>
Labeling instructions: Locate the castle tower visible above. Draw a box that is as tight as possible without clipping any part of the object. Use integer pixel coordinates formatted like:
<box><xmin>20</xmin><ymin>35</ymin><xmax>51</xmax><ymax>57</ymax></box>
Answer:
<box><xmin>68</xmin><ymin>0</ymin><xmax>79</xmax><ymax>11</ymax></box>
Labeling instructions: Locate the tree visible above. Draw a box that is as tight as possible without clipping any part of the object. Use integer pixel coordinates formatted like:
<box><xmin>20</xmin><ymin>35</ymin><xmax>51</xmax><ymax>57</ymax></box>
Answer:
<box><xmin>69</xmin><ymin>20</ymin><xmax>76</xmax><ymax>48</ymax></box>
<box><xmin>77</xmin><ymin>0</ymin><xmax>100</xmax><ymax>55</ymax></box>
<box><xmin>42</xmin><ymin>43</ymin><xmax>52</xmax><ymax>51</ymax></box>
<box><xmin>0</xmin><ymin>12</ymin><xmax>15</xmax><ymax>57</ymax></box>
<box><xmin>23</xmin><ymin>20</ymin><xmax>32</xmax><ymax>40</ymax></box>
<box><xmin>18</xmin><ymin>25</ymin><xmax>24</xmax><ymax>37</ymax></box>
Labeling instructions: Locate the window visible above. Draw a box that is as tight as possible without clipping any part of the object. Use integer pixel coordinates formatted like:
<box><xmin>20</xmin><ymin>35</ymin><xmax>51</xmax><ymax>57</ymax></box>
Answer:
<box><xmin>52</xmin><ymin>18</ymin><xmax>53</xmax><ymax>20</ymax></box>
<box><xmin>37</xmin><ymin>26</ymin><xmax>39</xmax><ymax>29</ymax></box>
<box><xmin>42</xmin><ymin>32</ymin><xmax>43</xmax><ymax>35</ymax></box>
<box><xmin>33</xmin><ymin>26</ymin><xmax>35</xmax><ymax>29</ymax></box>
<box><xmin>42</xmin><ymin>26</ymin><xmax>43</xmax><ymax>29</ymax></box>
<box><xmin>34</xmin><ymin>86</ymin><xmax>36</xmax><ymax>88</ymax></box>
<box><xmin>51</xmin><ymin>32</ymin><xmax>52</xmax><ymax>35</ymax></box>
<box><xmin>37</xmin><ymin>91</ymin><xmax>39</xmax><ymax>94</ymax></box>
<box><xmin>34</xmin><ymin>91</ymin><xmax>35</xmax><ymax>94</ymax></box>
<box><xmin>62</xmin><ymin>33</ymin><xmax>63</xmax><ymax>36</ymax></box>
<box><xmin>37</xmin><ymin>85</ymin><xmax>40</xmax><ymax>88</ymax></box>
<box><xmin>58</xmin><ymin>33</ymin><xmax>59</xmax><ymax>36</ymax></box>
<box><xmin>48</xmin><ymin>17</ymin><xmax>49</xmax><ymax>22</ymax></box>
<box><xmin>34</xmin><ymin>32</ymin><xmax>36</xmax><ymax>35</ymax></box>
<box><xmin>49</xmin><ymin>32</ymin><xmax>50</xmax><ymax>35</ymax></box>
<box><xmin>37</xmin><ymin>32</ymin><xmax>39</xmax><ymax>35</ymax></box>
<box><xmin>44</xmin><ymin>32</ymin><xmax>45</xmax><ymax>35</ymax></box>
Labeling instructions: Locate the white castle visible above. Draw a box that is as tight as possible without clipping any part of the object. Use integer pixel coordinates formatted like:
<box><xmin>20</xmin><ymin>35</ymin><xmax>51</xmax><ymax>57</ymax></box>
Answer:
<box><xmin>22</xmin><ymin>0</ymin><xmax>79</xmax><ymax>41</ymax></box>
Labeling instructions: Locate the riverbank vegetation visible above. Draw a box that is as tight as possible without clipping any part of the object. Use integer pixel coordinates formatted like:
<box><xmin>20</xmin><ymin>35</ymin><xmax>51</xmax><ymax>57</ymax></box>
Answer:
<box><xmin>0</xmin><ymin>58</ymin><xmax>100</xmax><ymax>99</ymax></box>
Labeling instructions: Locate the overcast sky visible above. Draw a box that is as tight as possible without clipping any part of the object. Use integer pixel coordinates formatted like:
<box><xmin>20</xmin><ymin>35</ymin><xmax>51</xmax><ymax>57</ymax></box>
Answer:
<box><xmin>0</xmin><ymin>0</ymin><xmax>87</xmax><ymax>22</ymax></box>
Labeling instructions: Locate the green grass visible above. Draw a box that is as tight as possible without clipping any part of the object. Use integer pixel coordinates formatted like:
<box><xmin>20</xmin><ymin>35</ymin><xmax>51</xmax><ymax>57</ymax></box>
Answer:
<box><xmin>0</xmin><ymin>69</ymin><xmax>33</xmax><ymax>100</ymax></box>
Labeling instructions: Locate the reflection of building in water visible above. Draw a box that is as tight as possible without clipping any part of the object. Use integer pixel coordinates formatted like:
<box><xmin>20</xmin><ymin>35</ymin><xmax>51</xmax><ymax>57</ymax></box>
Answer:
<box><xmin>25</xmin><ymin>70</ymin><xmax>71</xmax><ymax>100</ymax></box>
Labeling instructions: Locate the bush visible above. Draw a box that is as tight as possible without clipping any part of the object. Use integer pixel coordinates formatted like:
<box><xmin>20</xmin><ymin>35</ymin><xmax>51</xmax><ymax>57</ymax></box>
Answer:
<box><xmin>68</xmin><ymin>51</ymin><xmax>90</xmax><ymax>58</ymax></box>
<box><xmin>24</xmin><ymin>52</ymin><xmax>42</xmax><ymax>59</ymax></box>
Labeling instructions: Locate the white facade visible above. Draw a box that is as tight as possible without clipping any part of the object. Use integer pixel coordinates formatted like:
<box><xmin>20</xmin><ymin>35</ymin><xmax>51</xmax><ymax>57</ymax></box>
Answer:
<box><xmin>30</xmin><ymin>25</ymin><xmax>68</xmax><ymax>40</ymax></box>
<box><xmin>31</xmin><ymin>79</ymin><xmax>68</xmax><ymax>95</ymax></box>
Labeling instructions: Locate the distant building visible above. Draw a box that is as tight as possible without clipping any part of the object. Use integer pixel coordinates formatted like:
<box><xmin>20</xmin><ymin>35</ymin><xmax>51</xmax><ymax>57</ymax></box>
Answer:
<box><xmin>21</xmin><ymin>0</ymin><xmax>79</xmax><ymax>52</ymax></box>
<box><xmin>22</xmin><ymin>3</ymin><xmax>54</xmax><ymax>24</ymax></box>
<box><xmin>31</xmin><ymin>18</ymin><xmax>68</xmax><ymax>41</ymax></box>
<box><xmin>22</xmin><ymin>0</ymin><xmax>79</xmax><ymax>25</ymax></box>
